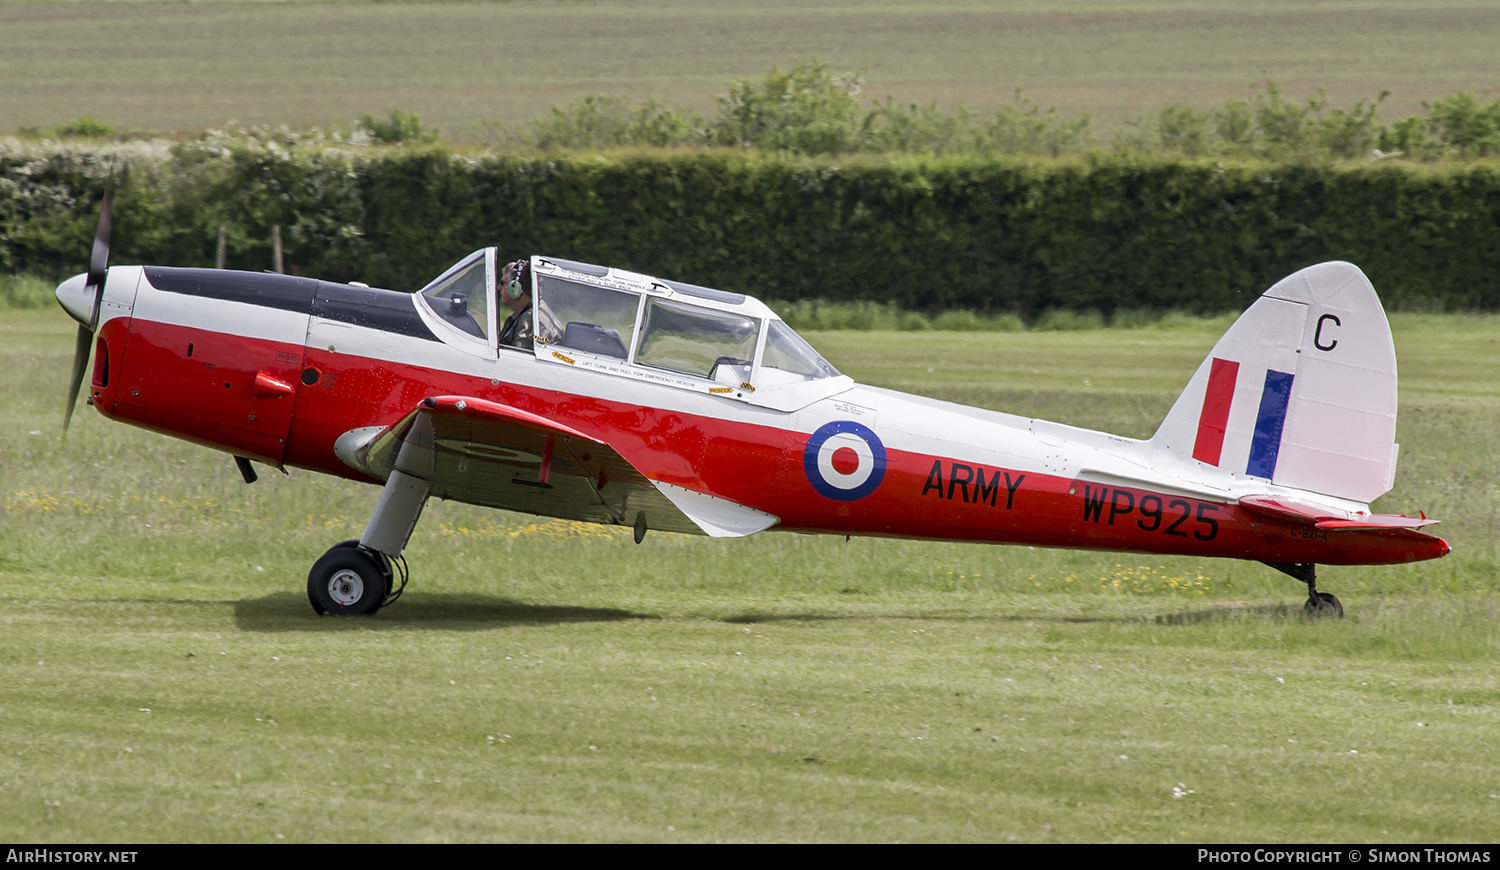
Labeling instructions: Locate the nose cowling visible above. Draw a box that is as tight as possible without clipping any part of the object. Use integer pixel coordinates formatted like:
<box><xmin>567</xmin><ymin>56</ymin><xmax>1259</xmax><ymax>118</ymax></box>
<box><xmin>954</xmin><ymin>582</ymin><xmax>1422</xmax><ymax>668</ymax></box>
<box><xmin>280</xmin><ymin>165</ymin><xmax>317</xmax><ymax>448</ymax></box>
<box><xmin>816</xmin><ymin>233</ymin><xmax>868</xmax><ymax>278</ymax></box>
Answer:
<box><xmin>56</xmin><ymin>273</ymin><xmax>95</xmax><ymax>327</ymax></box>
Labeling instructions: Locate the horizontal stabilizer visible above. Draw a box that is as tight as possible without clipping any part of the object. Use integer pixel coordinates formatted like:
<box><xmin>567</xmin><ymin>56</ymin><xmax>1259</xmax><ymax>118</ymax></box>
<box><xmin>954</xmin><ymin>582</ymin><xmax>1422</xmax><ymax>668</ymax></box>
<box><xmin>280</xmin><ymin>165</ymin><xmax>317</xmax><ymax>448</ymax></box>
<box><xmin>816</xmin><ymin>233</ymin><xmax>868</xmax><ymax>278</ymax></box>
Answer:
<box><xmin>1237</xmin><ymin>494</ymin><xmax>1437</xmax><ymax>531</ymax></box>
<box><xmin>1237</xmin><ymin>494</ymin><xmax>1334</xmax><ymax>524</ymax></box>
<box><xmin>1314</xmin><ymin>515</ymin><xmax>1440</xmax><ymax>531</ymax></box>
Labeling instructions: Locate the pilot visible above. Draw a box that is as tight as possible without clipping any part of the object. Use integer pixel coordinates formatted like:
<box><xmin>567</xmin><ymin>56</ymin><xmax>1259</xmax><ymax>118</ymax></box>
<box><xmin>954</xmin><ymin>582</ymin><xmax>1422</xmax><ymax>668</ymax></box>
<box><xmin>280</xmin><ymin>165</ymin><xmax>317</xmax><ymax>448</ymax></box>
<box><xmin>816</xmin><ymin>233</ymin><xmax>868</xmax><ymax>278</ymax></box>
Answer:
<box><xmin>497</xmin><ymin>258</ymin><xmax>560</xmax><ymax>350</ymax></box>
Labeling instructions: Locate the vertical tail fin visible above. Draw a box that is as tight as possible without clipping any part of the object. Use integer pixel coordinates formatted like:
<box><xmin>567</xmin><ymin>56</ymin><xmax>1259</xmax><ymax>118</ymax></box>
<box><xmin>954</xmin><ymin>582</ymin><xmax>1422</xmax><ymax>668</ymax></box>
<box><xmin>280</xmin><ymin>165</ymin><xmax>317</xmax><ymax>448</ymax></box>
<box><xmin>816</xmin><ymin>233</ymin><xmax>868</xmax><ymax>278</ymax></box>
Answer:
<box><xmin>1153</xmin><ymin>262</ymin><xmax>1398</xmax><ymax>503</ymax></box>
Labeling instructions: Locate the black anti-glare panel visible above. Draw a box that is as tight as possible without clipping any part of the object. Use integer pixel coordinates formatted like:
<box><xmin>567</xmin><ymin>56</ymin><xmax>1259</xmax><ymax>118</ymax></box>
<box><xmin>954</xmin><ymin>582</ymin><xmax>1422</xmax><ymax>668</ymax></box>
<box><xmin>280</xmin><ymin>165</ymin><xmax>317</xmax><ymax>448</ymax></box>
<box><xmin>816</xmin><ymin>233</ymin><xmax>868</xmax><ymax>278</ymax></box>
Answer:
<box><xmin>145</xmin><ymin>267</ymin><xmax>317</xmax><ymax>314</ymax></box>
<box><xmin>146</xmin><ymin>267</ymin><xmax>439</xmax><ymax>342</ymax></box>
<box><xmin>313</xmin><ymin>283</ymin><xmax>439</xmax><ymax>342</ymax></box>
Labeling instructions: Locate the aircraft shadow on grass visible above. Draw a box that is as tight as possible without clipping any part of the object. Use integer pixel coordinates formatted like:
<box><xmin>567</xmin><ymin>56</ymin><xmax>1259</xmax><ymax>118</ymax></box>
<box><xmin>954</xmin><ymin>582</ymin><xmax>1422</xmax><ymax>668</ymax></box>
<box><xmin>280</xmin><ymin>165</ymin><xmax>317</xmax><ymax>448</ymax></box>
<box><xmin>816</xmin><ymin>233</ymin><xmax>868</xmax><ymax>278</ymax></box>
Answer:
<box><xmin>233</xmin><ymin>592</ymin><xmax>655</xmax><ymax>632</ymax></box>
<box><xmin>232</xmin><ymin>594</ymin><xmax>1313</xmax><ymax>632</ymax></box>
<box><xmin>723</xmin><ymin>603</ymin><xmax>1303</xmax><ymax>627</ymax></box>
<box><xmin>1152</xmin><ymin>603</ymin><xmax>1315</xmax><ymax>625</ymax></box>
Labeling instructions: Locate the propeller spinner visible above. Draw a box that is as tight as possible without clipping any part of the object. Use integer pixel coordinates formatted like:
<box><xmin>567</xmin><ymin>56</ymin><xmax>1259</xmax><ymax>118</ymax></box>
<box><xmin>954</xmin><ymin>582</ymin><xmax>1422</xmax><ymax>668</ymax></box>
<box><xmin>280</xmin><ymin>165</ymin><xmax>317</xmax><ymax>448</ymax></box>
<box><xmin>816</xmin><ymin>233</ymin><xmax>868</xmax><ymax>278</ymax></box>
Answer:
<box><xmin>61</xmin><ymin>192</ymin><xmax>111</xmax><ymax>436</ymax></box>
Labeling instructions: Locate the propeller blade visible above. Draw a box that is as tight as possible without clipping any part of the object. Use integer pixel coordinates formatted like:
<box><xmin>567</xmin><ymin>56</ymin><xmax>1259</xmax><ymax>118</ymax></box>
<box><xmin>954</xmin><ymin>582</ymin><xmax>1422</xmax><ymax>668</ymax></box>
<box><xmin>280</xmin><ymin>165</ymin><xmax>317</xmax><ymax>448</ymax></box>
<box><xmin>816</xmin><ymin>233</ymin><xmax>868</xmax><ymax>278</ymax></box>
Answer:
<box><xmin>65</xmin><ymin>191</ymin><xmax>111</xmax><ymax>436</ymax></box>
<box><xmin>63</xmin><ymin>324</ymin><xmax>93</xmax><ymax>437</ymax></box>
<box><xmin>85</xmin><ymin>192</ymin><xmax>112</xmax><ymax>330</ymax></box>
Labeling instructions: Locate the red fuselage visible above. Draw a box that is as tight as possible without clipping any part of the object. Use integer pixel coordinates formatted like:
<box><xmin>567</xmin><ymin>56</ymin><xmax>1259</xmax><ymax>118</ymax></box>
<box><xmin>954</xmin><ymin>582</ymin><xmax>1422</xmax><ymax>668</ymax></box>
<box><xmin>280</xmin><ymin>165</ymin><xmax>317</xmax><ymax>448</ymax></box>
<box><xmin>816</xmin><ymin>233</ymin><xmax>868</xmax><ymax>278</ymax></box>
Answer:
<box><xmin>84</xmin><ymin>266</ymin><xmax>1449</xmax><ymax>569</ymax></box>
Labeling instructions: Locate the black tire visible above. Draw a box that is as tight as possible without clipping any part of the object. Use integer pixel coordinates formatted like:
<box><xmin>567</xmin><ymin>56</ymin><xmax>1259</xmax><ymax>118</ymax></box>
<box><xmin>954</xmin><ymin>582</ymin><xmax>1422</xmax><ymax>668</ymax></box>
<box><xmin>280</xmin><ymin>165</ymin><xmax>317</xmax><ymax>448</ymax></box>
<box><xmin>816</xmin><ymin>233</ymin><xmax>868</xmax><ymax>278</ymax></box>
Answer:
<box><xmin>307</xmin><ymin>546</ymin><xmax>390</xmax><ymax>616</ymax></box>
<box><xmin>1303</xmin><ymin>591</ymin><xmax>1344</xmax><ymax>619</ymax></box>
<box><xmin>328</xmin><ymin>539</ymin><xmax>394</xmax><ymax>583</ymax></box>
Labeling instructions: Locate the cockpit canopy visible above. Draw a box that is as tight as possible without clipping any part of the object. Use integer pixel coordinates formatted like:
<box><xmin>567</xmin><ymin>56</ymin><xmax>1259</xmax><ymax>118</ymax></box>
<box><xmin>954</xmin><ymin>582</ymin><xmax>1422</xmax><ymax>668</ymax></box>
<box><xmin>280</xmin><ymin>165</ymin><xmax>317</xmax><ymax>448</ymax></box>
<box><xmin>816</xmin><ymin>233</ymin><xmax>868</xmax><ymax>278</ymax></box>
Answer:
<box><xmin>413</xmin><ymin>250</ymin><xmax>847</xmax><ymax>411</ymax></box>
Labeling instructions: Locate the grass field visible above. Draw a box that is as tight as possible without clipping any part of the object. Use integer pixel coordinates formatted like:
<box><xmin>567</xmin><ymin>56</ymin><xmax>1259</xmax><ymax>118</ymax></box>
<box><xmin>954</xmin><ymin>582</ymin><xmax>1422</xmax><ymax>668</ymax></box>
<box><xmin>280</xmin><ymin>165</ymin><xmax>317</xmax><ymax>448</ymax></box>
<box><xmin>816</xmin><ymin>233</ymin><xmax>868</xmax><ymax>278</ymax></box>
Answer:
<box><xmin>3</xmin><ymin>0</ymin><xmax>1499</xmax><ymax>139</ymax></box>
<box><xmin>1</xmin><ymin>304</ymin><xmax>1497</xmax><ymax>842</ymax></box>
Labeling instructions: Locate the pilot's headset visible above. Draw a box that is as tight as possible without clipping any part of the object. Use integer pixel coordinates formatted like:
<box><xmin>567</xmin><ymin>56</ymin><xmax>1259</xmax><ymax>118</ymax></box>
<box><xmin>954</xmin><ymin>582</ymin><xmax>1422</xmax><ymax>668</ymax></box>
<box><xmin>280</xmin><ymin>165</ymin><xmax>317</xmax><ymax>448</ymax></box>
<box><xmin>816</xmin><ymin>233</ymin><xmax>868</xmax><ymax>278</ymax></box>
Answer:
<box><xmin>503</xmin><ymin>259</ymin><xmax>530</xmax><ymax>301</ymax></box>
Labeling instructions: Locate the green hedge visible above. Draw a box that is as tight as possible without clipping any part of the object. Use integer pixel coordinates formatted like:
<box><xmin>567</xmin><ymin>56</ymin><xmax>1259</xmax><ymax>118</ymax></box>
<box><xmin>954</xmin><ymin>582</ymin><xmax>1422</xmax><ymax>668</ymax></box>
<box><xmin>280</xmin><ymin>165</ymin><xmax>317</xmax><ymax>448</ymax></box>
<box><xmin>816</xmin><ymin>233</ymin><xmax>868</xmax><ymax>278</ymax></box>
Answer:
<box><xmin>3</xmin><ymin>140</ymin><xmax>1498</xmax><ymax>315</ymax></box>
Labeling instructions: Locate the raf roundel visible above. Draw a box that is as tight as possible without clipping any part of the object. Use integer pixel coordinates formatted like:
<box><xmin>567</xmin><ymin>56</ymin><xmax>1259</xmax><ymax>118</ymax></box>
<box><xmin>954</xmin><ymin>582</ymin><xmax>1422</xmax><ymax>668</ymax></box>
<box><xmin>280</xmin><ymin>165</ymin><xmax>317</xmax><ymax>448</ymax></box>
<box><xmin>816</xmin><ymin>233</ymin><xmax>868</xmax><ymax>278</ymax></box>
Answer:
<box><xmin>802</xmin><ymin>421</ymin><xmax>887</xmax><ymax>502</ymax></box>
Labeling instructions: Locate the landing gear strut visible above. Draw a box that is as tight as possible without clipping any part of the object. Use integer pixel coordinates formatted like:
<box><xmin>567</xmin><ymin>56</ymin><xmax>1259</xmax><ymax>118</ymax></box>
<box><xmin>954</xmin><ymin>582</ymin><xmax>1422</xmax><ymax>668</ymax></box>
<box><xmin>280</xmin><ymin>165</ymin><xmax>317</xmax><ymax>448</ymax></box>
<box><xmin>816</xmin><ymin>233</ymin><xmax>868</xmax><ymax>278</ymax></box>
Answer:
<box><xmin>308</xmin><ymin>467</ymin><xmax>429</xmax><ymax>616</ymax></box>
<box><xmin>1263</xmin><ymin>562</ymin><xmax>1343</xmax><ymax>618</ymax></box>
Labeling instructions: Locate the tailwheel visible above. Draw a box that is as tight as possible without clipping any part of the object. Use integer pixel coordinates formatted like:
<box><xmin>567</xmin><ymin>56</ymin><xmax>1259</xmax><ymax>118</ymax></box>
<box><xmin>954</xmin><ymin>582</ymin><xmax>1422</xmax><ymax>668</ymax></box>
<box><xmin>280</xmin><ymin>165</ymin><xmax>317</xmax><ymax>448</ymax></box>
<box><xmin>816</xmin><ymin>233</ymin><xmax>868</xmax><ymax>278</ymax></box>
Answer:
<box><xmin>1263</xmin><ymin>562</ymin><xmax>1345</xmax><ymax>619</ymax></box>
<box><xmin>308</xmin><ymin>544</ymin><xmax>391</xmax><ymax>616</ymax></box>
<box><xmin>1304</xmin><ymin>591</ymin><xmax>1343</xmax><ymax>619</ymax></box>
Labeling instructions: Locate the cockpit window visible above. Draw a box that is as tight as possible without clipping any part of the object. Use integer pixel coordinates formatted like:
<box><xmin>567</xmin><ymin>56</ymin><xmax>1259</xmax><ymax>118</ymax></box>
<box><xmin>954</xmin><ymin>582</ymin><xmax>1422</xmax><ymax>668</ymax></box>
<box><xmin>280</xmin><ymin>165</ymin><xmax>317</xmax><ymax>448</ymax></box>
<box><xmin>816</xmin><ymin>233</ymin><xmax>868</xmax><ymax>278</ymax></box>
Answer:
<box><xmin>420</xmin><ymin>256</ymin><xmax>489</xmax><ymax>339</ymax></box>
<box><xmin>761</xmin><ymin>319</ymin><xmax>840</xmax><ymax>381</ymax></box>
<box><xmin>537</xmin><ymin>275</ymin><xmax>639</xmax><ymax>359</ymax></box>
<box><xmin>637</xmin><ymin>298</ymin><xmax>759</xmax><ymax>381</ymax></box>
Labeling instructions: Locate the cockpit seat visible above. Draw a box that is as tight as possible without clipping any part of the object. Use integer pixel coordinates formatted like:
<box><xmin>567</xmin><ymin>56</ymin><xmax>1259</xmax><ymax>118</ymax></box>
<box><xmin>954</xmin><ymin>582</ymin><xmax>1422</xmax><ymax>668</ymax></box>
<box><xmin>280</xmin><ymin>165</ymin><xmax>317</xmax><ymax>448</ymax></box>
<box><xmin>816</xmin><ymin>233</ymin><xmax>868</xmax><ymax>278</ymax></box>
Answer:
<box><xmin>561</xmin><ymin>321</ymin><xmax>629</xmax><ymax>359</ymax></box>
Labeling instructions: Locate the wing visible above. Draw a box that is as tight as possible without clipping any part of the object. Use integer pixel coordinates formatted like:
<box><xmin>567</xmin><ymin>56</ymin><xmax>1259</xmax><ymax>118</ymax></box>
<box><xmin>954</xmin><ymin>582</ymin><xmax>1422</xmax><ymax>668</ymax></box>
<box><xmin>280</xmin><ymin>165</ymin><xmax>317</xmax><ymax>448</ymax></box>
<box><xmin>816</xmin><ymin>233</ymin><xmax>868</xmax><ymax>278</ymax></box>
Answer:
<box><xmin>334</xmin><ymin>395</ymin><xmax>778</xmax><ymax>538</ymax></box>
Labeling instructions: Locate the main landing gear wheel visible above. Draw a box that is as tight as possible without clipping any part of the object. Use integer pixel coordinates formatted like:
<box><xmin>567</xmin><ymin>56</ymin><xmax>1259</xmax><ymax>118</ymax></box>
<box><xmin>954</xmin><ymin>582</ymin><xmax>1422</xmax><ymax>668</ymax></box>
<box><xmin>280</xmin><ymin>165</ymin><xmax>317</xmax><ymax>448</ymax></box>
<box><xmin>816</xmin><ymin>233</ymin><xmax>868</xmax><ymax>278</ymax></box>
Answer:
<box><xmin>307</xmin><ymin>544</ymin><xmax>390</xmax><ymax>616</ymax></box>
<box><xmin>1304</xmin><ymin>591</ymin><xmax>1344</xmax><ymax>619</ymax></box>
